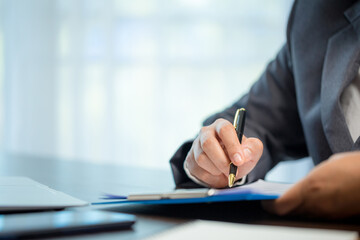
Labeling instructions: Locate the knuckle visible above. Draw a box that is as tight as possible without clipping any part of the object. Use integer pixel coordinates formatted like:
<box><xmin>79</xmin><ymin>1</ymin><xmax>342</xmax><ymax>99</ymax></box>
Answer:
<box><xmin>199</xmin><ymin>126</ymin><xmax>208</xmax><ymax>135</ymax></box>
<box><xmin>214</xmin><ymin>118</ymin><xmax>225</xmax><ymax>125</ymax></box>
<box><xmin>201</xmin><ymin>137</ymin><xmax>215</xmax><ymax>152</ymax></box>
<box><xmin>304</xmin><ymin>178</ymin><xmax>322</xmax><ymax>196</ymax></box>
<box><xmin>304</xmin><ymin>176</ymin><xmax>323</xmax><ymax>193</ymax></box>
<box><xmin>218</xmin><ymin>123</ymin><xmax>234</xmax><ymax>139</ymax></box>
<box><xmin>303</xmin><ymin>176</ymin><xmax>325</xmax><ymax>197</ymax></box>
<box><xmin>195</xmin><ymin>152</ymin><xmax>207</xmax><ymax>167</ymax></box>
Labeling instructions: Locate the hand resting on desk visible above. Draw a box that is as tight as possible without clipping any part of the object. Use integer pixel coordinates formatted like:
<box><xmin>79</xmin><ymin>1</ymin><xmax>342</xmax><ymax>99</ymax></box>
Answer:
<box><xmin>263</xmin><ymin>151</ymin><xmax>360</xmax><ymax>219</ymax></box>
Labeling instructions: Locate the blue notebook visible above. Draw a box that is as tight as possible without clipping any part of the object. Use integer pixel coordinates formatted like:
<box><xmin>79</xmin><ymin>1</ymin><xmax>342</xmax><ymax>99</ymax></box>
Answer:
<box><xmin>93</xmin><ymin>180</ymin><xmax>292</xmax><ymax>205</ymax></box>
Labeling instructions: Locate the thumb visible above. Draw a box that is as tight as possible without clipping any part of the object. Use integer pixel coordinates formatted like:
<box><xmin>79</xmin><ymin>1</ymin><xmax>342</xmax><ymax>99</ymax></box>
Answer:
<box><xmin>240</xmin><ymin>137</ymin><xmax>263</xmax><ymax>164</ymax></box>
<box><xmin>262</xmin><ymin>180</ymin><xmax>305</xmax><ymax>216</ymax></box>
<box><xmin>234</xmin><ymin>137</ymin><xmax>263</xmax><ymax>179</ymax></box>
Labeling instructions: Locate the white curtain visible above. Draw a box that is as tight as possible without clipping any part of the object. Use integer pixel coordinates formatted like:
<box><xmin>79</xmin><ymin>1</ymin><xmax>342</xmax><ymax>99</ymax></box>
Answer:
<box><xmin>0</xmin><ymin>0</ymin><xmax>300</xmax><ymax>173</ymax></box>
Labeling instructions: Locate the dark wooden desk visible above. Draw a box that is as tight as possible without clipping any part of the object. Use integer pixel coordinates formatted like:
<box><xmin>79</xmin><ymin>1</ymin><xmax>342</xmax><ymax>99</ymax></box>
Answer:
<box><xmin>1</xmin><ymin>152</ymin><xmax>359</xmax><ymax>239</ymax></box>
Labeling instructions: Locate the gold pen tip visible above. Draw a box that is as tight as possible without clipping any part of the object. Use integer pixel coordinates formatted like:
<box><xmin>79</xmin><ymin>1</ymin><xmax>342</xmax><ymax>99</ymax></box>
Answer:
<box><xmin>228</xmin><ymin>174</ymin><xmax>236</xmax><ymax>188</ymax></box>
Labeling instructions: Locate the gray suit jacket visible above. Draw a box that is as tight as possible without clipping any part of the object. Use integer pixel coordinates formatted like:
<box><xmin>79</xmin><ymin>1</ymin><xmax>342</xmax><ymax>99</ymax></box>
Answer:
<box><xmin>170</xmin><ymin>0</ymin><xmax>360</xmax><ymax>188</ymax></box>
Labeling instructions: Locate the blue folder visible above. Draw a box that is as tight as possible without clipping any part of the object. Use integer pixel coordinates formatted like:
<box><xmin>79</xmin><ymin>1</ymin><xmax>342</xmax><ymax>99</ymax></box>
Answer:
<box><xmin>93</xmin><ymin>180</ymin><xmax>292</xmax><ymax>206</ymax></box>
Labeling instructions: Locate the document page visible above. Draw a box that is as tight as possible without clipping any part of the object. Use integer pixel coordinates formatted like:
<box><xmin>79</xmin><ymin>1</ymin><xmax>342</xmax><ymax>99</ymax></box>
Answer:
<box><xmin>146</xmin><ymin>220</ymin><xmax>358</xmax><ymax>240</ymax></box>
<box><xmin>212</xmin><ymin>179</ymin><xmax>292</xmax><ymax>196</ymax></box>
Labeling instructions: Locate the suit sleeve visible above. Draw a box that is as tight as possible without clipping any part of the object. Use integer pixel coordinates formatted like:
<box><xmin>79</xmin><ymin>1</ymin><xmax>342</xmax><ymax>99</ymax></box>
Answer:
<box><xmin>170</xmin><ymin>2</ymin><xmax>308</xmax><ymax>187</ymax></box>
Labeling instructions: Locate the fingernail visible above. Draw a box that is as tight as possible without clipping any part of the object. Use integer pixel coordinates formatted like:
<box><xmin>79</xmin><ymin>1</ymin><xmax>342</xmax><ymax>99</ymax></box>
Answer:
<box><xmin>233</xmin><ymin>153</ymin><xmax>242</xmax><ymax>165</ymax></box>
<box><xmin>243</xmin><ymin>148</ymin><xmax>251</xmax><ymax>160</ymax></box>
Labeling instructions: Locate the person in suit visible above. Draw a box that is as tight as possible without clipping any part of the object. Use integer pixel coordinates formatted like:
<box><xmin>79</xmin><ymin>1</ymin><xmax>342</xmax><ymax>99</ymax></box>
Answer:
<box><xmin>170</xmin><ymin>0</ymin><xmax>360</xmax><ymax>219</ymax></box>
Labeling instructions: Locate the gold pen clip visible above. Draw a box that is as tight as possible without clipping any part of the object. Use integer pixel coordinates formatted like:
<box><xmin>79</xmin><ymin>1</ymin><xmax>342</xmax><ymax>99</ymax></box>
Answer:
<box><xmin>233</xmin><ymin>108</ymin><xmax>245</xmax><ymax>129</ymax></box>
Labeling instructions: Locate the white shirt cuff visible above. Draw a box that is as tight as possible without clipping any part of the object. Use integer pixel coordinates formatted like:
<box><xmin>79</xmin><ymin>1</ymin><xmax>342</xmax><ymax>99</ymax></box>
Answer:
<box><xmin>183</xmin><ymin>161</ymin><xmax>247</xmax><ymax>188</ymax></box>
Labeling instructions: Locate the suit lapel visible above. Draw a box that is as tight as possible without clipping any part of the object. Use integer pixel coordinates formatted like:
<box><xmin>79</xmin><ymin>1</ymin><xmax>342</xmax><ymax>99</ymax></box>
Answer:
<box><xmin>321</xmin><ymin>4</ymin><xmax>360</xmax><ymax>153</ymax></box>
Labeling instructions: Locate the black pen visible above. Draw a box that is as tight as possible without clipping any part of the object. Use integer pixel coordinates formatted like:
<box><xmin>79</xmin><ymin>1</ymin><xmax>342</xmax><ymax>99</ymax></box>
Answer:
<box><xmin>228</xmin><ymin>108</ymin><xmax>246</xmax><ymax>188</ymax></box>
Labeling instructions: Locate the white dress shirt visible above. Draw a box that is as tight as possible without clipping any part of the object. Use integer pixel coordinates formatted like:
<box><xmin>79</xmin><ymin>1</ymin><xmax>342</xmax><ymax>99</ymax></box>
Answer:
<box><xmin>341</xmin><ymin>67</ymin><xmax>360</xmax><ymax>143</ymax></box>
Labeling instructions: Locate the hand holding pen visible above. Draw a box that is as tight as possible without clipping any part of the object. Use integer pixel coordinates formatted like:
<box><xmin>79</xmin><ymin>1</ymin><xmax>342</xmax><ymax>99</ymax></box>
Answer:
<box><xmin>184</xmin><ymin>108</ymin><xmax>264</xmax><ymax>189</ymax></box>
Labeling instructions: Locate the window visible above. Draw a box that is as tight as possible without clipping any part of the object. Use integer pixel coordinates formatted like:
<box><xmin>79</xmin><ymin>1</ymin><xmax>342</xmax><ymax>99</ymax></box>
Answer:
<box><xmin>1</xmin><ymin>0</ymin><xmax>293</xmax><ymax>169</ymax></box>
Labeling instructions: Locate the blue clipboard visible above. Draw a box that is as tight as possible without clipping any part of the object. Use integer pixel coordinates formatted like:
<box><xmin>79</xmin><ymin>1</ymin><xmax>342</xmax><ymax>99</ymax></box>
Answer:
<box><xmin>92</xmin><ymin>180</ymin><xmax>292</xmax><ymax>206</ymax></box>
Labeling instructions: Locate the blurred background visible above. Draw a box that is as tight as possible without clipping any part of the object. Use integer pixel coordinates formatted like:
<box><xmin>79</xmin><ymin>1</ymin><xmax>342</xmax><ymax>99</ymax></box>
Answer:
<box><xmin>0</xmin><ymin>0</ymin><xmax>312</xmax><ymax>182</ymax></box>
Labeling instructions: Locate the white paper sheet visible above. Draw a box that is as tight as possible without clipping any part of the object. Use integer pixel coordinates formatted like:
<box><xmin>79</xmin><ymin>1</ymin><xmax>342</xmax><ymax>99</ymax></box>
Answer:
<box><xmin>146</xmin><ymin>220</ymin><xmax>358</xmax><ymax>240</ymax></box>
